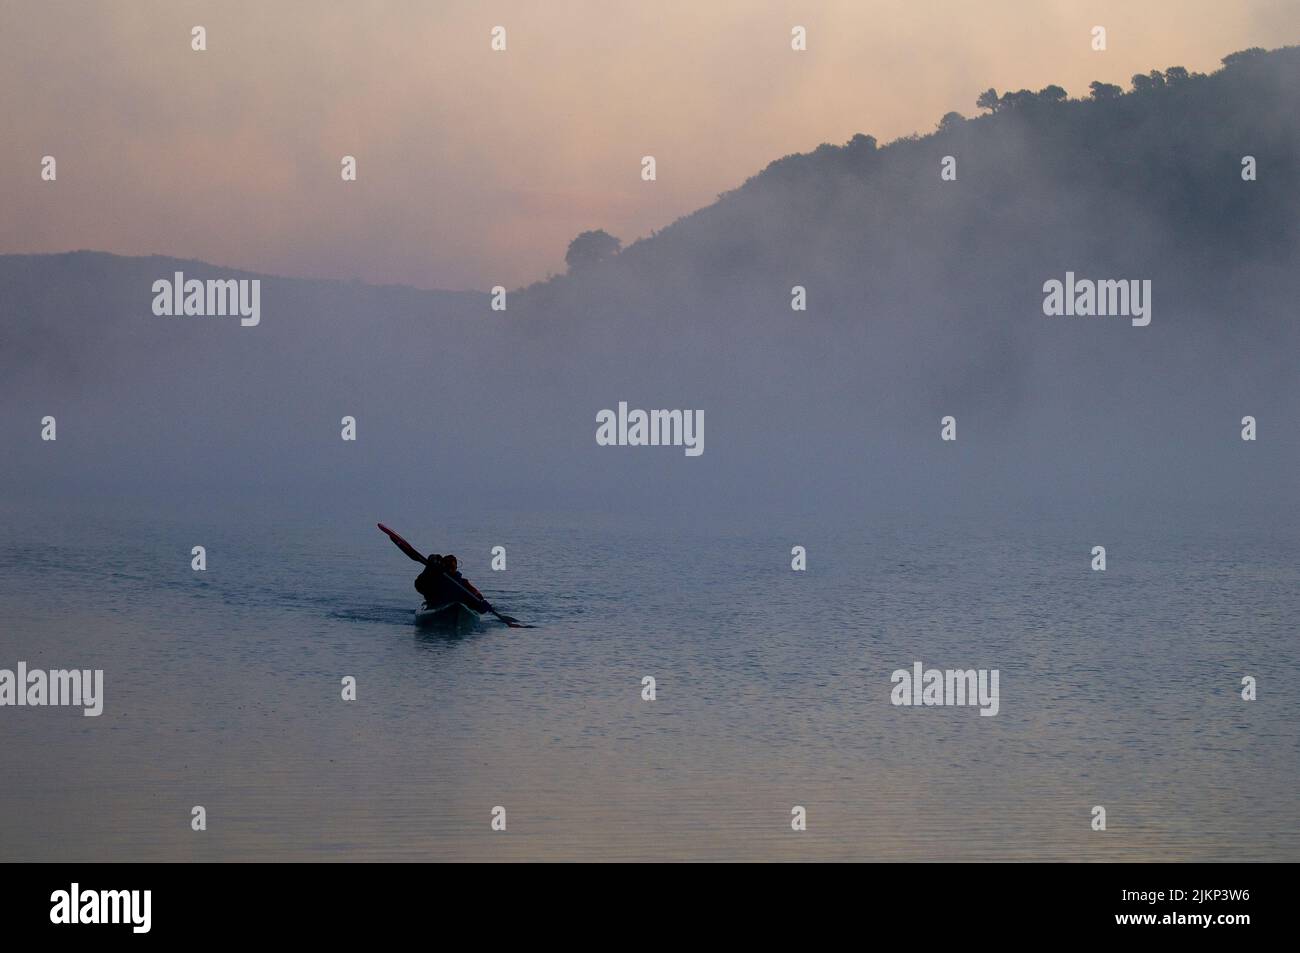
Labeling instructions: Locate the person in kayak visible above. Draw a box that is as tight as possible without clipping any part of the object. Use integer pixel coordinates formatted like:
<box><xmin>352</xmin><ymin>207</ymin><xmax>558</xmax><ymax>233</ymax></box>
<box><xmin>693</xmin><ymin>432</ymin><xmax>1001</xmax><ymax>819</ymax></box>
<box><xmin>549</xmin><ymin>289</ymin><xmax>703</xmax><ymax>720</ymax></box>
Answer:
<box><xmin>414</xmin><ymin>554</ymin><xmax>490</xmax><ymax>613</ymax></box>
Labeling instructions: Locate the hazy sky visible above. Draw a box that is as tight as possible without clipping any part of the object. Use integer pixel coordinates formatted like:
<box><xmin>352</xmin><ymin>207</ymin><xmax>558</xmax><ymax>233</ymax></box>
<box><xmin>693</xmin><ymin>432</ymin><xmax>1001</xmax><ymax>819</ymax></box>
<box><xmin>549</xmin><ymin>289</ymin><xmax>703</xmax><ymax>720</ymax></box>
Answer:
<box><xmin>2</xmin><ymin>0</ymin><xmax>1296</xmax><ymax>290</ymax></box>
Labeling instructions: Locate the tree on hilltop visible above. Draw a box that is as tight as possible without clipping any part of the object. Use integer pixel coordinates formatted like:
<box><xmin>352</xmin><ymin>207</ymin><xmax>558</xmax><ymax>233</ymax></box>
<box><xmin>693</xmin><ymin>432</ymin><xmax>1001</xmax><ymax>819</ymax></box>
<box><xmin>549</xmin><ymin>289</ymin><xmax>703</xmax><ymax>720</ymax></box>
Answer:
<box><xmin>565</xmin><ymin>230</ymin><xmax>621</xmax><ymax>273</ymax></box>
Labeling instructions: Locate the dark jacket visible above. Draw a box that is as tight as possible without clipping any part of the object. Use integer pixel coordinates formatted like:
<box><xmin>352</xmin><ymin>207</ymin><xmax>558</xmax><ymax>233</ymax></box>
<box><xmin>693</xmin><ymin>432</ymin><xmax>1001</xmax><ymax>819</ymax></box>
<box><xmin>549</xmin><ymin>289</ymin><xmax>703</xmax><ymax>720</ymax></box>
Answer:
<box><xmin>415</xmin><ymin>562</ymin><xmax>490</xmax><ymax>613</ymax></box>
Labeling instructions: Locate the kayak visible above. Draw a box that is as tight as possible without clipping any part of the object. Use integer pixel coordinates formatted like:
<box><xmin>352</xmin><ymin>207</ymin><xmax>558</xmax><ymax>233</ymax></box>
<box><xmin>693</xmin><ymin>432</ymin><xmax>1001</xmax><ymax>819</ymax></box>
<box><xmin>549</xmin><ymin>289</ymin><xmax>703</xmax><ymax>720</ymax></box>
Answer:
<box><xmin>379</xmin><ymin>524</ymin><xmax>531</xmax><ymax>629</ymax></box>
<box><xmin>414</xmin><ymin>601</ymin><xmax>482</xmax><ymax>628</ymax></box>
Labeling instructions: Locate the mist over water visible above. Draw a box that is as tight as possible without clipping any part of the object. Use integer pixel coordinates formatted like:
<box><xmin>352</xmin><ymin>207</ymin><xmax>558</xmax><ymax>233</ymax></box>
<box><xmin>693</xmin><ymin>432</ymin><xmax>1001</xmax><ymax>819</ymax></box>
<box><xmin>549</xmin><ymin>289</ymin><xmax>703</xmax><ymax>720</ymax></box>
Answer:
<box><xmin>5</xmin><ymin>54</ymin><xmax>1300</xmax><ymax>517</ymax></box>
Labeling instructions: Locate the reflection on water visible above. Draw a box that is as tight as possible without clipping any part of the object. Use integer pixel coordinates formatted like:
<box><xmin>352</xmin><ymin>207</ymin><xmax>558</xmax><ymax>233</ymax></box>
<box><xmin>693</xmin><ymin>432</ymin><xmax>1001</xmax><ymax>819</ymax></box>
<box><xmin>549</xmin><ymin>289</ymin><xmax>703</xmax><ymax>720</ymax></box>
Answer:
<box><xmin>1</xmin><ymin>502</ymin><xmax>1297</xmax><ymax>860</ymax></box>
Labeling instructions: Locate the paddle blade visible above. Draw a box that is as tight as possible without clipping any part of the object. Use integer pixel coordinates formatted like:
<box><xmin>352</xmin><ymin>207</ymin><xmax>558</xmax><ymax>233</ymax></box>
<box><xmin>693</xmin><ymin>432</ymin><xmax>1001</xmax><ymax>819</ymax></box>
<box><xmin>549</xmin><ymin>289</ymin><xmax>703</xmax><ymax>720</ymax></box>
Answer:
<box><xmin>377</xmin><ymin>523</ymin><xmax>428</xmax><ymax>565</ymax></box>
<box><xmin>493</xmin><ymin>611</ymin><xmax>531</xmax><ymax>629</ymax></box>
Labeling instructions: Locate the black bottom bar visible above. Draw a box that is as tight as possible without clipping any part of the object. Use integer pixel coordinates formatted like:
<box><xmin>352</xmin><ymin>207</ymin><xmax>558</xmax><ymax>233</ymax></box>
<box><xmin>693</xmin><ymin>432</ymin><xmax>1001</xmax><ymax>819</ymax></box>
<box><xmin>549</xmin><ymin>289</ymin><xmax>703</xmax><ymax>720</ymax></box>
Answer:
<box><xmin>9</xmin><ymin>862</ymin><xmax>1276</xmax><ymax>940</ymax></box>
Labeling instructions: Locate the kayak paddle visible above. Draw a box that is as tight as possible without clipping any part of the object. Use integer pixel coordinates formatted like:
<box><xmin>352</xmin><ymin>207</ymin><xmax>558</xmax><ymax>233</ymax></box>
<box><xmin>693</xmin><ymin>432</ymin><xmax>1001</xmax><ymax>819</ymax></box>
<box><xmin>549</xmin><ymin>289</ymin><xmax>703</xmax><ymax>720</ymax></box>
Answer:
<box><xmin>377</xmin><ymin>523</ymin><xmax>532</xmax><ymax>628</ymax></box>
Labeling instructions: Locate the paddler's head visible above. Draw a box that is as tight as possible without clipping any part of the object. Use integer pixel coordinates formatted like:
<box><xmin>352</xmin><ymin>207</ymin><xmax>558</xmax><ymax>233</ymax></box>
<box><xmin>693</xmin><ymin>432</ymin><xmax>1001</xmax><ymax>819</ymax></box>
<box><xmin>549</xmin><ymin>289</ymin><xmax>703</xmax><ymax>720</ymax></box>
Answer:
<box><xmin>443</xmin><ymin>555</ymin><xmax>458</xmax><ymax>572</ymax></box>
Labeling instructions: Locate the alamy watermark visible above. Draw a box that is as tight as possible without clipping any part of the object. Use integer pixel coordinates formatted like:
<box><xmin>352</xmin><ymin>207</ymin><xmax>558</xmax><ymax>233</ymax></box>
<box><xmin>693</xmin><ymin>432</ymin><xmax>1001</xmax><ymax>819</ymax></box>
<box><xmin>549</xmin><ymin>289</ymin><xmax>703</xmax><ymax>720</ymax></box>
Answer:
<box><xmin>50</xmin><ymin>883</ymin><xmax>150</xmax><ymax>933</ymax></box>
<box><xmin>152</xmin><ymin>271</ymin><xmax>260</xmax><ymax>327</ymax></box>
<box><xmin>1042</xmin><ymin>271</ymin><xmax>1150</xmax><ymax>326</ymax></box>
<box><xmin>596</xmin><ymin>401</ymin><xmax>703</xmax><ymax>456</ymax></box>
<box><xmin>891</xmin><ymin>661</ymin><xmax>1000</xmax><ymax>716</ymax></box>
<box><xmin>0</xmin><ymin>662</ymin><xmax>103</xmax><ymax>716</ymax></box>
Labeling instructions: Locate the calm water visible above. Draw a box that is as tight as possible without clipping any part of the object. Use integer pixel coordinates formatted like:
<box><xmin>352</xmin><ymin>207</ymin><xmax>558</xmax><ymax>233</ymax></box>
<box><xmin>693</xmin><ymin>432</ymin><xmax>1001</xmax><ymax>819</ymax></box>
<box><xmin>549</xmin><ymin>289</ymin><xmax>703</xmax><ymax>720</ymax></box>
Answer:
<box><xmin>1</xmin><ymin>499</ymin><xmax>1297</xmax><ymax>861</ymax></box>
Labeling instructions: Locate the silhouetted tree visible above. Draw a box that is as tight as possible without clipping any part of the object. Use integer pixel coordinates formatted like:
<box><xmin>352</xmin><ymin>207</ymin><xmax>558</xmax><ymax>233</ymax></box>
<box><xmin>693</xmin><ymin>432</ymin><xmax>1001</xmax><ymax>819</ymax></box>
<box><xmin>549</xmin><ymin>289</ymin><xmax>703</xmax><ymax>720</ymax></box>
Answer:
<box><xmin>1163</xmin><ymin>66</ymin><xmax>1190</xmax><ymax>85</ymax></box>
<box><xmin>1222</xmin><ymin>48</ymin><xmax>1266</xmax><ymax>67</ymax></box>
<box><xmin>975</xmin><ymin>88</ymin><xmax>1001</xmax><ymax>113</ymax></box>
<box><xmin>1089</xmin><ymin>80</ymin><xmax>1123</xmax><ymax>100</ymax></box>
<box><xmin>999</xmin><ymin>88</ymin><xmax>1037</xmax><ymax>109</ymax></box>
<box><xmin>982</xmin><ymin>85</ymin><xmax>1067</xmax><ymax>111</ymax></box>
<box><xmin>1131</xmin><ymin>72</ymin><xmax>1155</xmax><ymax>92</ymax></box>
<box><xmin>936</xmin><ymin>111</ymin><xmax>966</xmax><ymax>132</ymax></box>
<box><xmin>565</xmin><ymin>230</ymin><xmax>621</xmax><ymax>272</ymax></box>
<box><xmin>844</xmin><ymin>133</ymin><xmax>878</xmax><ymax>157</ymax></box>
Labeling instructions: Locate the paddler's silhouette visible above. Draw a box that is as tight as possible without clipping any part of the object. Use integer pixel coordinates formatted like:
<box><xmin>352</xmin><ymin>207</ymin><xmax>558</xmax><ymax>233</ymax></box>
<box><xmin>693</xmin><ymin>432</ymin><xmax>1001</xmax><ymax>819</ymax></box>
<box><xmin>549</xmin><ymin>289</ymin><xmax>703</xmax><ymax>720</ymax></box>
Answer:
<box><xmin>415</xmin><ymin>553</ymin><xmax>489</xmax><ymax>613</ymax></box>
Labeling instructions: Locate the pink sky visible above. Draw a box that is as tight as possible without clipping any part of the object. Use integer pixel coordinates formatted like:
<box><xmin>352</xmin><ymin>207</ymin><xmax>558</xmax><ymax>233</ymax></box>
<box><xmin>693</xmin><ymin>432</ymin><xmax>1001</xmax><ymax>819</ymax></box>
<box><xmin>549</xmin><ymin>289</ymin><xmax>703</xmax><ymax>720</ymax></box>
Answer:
<box><xmin>2</xmin><ymin>0</ymin><xmax>1296</xmax><ymax>289</ymax></box>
